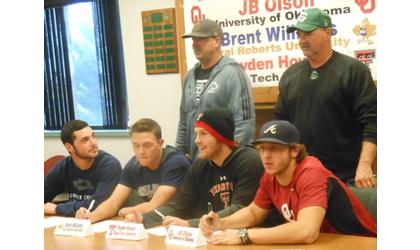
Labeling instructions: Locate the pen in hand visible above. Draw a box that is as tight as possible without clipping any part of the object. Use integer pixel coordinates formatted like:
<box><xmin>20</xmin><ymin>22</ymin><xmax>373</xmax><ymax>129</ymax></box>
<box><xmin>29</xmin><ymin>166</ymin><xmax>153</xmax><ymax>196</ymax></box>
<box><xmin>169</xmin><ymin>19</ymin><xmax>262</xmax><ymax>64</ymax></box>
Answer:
<box><xmin>154</xmin><ymin>209</ymin><xmax>165</xmax><ymax>219</ymax></box>
<box><xmin>87</xmin><ymin>199</ymin><xmax>95</xmax><ymax>212</ymax></box>
<box><xmin>207</xmin><ymin>202</ymin><xmax>213</xmax><ymax>229</ymax></box>
<box><xmin>207</xmin><ymin>202</ymin><xmax>213</xmax><ymax>213</ymax></box>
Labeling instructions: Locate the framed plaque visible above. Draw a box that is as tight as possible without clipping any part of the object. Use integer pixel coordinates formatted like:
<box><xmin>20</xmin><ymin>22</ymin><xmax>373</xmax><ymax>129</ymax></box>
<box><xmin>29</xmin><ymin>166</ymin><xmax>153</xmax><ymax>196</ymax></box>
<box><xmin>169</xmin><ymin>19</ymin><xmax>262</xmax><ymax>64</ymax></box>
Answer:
<box><xmin>142</xmin><ymin>8</ymin><xmax>179</xmax><ymax>74</ymax></box>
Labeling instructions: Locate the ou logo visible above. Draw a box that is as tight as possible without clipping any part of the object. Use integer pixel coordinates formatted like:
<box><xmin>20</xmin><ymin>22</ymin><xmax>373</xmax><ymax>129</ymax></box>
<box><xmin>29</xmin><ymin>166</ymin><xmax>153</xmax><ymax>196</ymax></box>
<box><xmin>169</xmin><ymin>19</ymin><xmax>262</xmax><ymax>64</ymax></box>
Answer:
<box><xmin>281</xmin><ymin>203</ymin><xmax>295</xmax><ymax>221</ymax></box>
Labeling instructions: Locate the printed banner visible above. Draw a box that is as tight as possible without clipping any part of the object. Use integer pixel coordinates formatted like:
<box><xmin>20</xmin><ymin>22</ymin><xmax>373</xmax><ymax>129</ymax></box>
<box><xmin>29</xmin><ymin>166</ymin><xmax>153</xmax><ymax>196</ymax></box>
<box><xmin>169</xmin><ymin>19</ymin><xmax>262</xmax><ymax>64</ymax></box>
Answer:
<box><xmin>183</xmin><ymin>0</ymin><xmax>377</xmax><ymax>86</ymax></box>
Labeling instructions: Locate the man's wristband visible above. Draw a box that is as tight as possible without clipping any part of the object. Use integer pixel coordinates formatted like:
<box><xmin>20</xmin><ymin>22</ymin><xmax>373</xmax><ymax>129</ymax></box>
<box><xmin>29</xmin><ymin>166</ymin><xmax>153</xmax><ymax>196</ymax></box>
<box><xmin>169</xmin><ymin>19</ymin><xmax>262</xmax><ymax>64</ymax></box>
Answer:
<box><xmin>237</xmin><ymin>228</ymin><xmax>251</xmax><ymax>245</ymax></box>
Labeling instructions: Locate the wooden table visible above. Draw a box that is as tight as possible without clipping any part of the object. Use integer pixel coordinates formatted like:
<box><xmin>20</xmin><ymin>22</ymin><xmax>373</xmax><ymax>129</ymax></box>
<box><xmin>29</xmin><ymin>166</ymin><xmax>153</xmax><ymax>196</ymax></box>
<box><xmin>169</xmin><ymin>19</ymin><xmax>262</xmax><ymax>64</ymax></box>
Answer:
<box><xmin>44</xmin><ymin>226</ymin><xmax>376</xmax><ymax>250</ymax></box>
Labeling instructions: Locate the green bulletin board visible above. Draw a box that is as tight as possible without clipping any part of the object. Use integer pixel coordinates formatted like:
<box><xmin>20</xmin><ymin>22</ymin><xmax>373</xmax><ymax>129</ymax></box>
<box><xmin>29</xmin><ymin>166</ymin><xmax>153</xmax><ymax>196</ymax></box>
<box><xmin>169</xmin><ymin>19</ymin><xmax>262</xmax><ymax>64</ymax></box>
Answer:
<box><xmin>142</xmin><ymin>8</ymin><xmax>179</xmax><ymax>74</ymax></box>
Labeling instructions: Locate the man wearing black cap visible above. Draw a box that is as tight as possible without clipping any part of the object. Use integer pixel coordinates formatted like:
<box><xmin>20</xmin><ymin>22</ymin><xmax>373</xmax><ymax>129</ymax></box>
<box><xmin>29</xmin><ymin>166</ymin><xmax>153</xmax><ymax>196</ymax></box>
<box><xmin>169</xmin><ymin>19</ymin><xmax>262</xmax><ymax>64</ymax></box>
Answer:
<box><xmin>130</xmin><ymin>107</ymin><xmax>264</xmax><ymax>229</ymax></box>
<box><xmin>176</xmin><ymin>19</ymin><xmax>255</xmax><ymax>161</ymax></box>
<box><xmin>273</xmin><ymin>8</ymin><xmax>377</xmax><ymax>188</ymax></box>
<box><xmin>199</xmin><ymin>120</ymin><xmax>376</xmax><ymax>245</ymax></box>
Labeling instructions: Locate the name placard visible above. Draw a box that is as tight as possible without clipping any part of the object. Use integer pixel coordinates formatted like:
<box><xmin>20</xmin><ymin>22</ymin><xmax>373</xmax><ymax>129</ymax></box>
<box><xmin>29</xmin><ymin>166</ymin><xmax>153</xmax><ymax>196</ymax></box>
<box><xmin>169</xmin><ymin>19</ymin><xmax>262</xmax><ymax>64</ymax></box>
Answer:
<box><xmin>54</xmin><ymin>218</ymin><xmax>93</xmax><ymax>237</ymax></box>
<box><xmin>105</xmin><ymin>221</ymin><xmax>148</xmax><ymax>241</ymax></box>
<box><xmin>165</xmin><ymin>225</ymin><xmax>207</xmax><ymax>248</ymax></box>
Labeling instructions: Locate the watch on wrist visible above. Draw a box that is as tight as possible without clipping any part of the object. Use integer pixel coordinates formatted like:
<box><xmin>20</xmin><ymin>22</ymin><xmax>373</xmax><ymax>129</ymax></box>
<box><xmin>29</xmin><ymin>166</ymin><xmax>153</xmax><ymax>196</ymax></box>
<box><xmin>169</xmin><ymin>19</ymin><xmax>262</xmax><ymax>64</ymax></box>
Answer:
<box><xmin>237</xmin><ymin>228</ymin><xmax>251</xmax><ymax>244</ymax></box>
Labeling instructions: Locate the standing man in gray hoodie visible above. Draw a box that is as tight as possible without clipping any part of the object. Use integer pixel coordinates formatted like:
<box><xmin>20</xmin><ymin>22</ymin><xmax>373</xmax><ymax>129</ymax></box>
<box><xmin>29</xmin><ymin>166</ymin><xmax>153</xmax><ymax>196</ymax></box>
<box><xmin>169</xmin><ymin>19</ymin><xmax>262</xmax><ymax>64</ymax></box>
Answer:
<box><xmin>176</xmin><ymin>19</ymin><xmax>256</xmax><ymax>160</ymax></box>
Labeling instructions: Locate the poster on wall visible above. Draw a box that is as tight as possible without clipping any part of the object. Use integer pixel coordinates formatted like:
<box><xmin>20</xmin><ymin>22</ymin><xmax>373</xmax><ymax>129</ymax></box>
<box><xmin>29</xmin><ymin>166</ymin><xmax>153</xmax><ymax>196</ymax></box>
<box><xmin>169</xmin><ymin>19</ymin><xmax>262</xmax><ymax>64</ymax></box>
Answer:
<box><xmin>182</xmin><ymin>0</ymin><xmax>376</xmax><ymax>87</ymax></box>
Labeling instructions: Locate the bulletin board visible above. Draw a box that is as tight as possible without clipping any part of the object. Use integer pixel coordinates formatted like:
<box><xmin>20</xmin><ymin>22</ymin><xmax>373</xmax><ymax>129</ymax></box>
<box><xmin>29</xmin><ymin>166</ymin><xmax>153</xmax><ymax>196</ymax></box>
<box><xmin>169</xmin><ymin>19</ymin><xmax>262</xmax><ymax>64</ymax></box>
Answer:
<box><xmin>141</xmin><ymin>8</ymin><xmax>179</xmax><ymax>74</ymax></box>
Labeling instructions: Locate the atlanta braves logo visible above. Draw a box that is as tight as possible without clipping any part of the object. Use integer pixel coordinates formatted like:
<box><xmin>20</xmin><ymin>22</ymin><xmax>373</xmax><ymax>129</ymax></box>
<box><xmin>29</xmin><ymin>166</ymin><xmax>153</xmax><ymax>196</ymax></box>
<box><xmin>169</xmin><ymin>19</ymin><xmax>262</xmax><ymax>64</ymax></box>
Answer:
<box><xmin>264</xmin><ymin>124</ymin><xmax>277</xmax><ymax>134</ymax></box>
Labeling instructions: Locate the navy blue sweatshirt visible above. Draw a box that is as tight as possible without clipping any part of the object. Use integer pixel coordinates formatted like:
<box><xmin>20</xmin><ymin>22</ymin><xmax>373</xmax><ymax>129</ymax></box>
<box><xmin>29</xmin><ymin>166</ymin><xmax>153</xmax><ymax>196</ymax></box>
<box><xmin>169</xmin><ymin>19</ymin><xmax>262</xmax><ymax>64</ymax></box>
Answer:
<box><xmin>44</xmin><ymin>150</ymin><xmax>122</xmax><ymax>216</ymax></box>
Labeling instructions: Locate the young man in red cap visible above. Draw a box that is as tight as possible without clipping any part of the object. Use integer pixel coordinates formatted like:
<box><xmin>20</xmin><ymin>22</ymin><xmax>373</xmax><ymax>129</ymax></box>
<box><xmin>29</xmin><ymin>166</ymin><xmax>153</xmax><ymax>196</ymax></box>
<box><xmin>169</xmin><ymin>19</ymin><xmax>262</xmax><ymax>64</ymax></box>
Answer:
<box><xmin>199</xmin><ymin>120</ymin><xmax>377</xmax><ymax>245</ymax></box>
<box><xmin>129</xmin><ymin>107</ymin><xmax>264</xmax><ymax>228</ymax></box>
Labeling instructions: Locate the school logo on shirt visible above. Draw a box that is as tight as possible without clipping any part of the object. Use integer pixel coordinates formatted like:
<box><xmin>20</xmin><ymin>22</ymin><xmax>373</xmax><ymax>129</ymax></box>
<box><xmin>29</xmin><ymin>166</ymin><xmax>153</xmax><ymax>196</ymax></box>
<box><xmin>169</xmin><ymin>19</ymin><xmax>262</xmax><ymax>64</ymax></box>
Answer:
<box><xmin>207</xmin><ymin>82</ymin><xmax>219</xmax><ymax>93</ymax></box>
<box><xmin>281</xmin><ymin>203</ymin><xmax>295</xmax><ymax>222</ymax></box>
<box><xmin>220</xmin><ymin>192</ymin><xmax>230</xmax><ymax>209</ymax></box>
<box><xmin>209</xmin><ymin>176</ymin><xmax>233</xmax><ymax>208</ymax></box>
<box><xmin>137</xmin><ymin>183</ymin><xmax>159</xmax><ymax>199</ymax></box>
<box><xmin>73</xmin><ymin>179</ymin><xmax>94</xmax><ymax>191</ymax></box>
<box><xmin>195</xmin><ymin>79</ymin><xmax>207</xmax><ymax>103</ymax></box>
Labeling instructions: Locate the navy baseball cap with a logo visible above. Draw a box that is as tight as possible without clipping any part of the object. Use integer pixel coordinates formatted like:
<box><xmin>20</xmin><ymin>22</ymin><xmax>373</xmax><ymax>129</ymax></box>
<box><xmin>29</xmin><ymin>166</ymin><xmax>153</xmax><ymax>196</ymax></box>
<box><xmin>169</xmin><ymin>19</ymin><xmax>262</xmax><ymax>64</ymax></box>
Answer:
<box><xmin>252</xmin><ymin>120</ymin><xmax>300</xmax><ymax>145</ymax></box>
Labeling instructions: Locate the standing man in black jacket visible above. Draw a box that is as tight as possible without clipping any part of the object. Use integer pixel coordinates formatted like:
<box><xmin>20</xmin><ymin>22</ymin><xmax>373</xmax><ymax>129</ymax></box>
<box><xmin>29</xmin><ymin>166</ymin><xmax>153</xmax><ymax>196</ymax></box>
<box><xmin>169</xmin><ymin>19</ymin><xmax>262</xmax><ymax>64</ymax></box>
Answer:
<box><xmin>128</xmin><ymin>107</ymin><xmax>264</xmax><ymax>228</ymax></box>
<box><xmin>274</xmin><ymin>8</ymin><xmax>377</xmax><ymax>188</ymax></box>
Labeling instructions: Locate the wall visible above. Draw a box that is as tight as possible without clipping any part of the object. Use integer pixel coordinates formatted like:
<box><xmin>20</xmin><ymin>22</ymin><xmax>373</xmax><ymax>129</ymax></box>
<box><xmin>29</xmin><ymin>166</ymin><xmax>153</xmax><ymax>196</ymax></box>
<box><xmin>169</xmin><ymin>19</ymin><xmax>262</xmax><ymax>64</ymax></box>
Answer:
<box><xmin>44</xmin><ymin>0</ymin><xmax>182</xmax><ymax>166</ymax></box>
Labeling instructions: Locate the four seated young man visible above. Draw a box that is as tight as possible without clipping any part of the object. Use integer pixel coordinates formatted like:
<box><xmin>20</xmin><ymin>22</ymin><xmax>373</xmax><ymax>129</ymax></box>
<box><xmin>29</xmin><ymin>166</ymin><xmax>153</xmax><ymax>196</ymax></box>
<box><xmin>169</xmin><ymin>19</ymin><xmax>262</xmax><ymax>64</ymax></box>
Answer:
<box><xmin>45</xmin><ymin>116</ymin><xmax>377</xmax><ymax>245</ymax></box>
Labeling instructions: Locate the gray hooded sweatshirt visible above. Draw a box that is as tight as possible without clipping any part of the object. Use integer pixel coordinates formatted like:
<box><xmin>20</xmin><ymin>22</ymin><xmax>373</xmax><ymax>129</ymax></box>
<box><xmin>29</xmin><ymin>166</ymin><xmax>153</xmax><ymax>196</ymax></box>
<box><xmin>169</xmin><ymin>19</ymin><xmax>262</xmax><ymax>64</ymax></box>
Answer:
<box><xmin>176</xmin><ymin>56</ymin><xmax>256</xmax><ymax>160</ymax></box>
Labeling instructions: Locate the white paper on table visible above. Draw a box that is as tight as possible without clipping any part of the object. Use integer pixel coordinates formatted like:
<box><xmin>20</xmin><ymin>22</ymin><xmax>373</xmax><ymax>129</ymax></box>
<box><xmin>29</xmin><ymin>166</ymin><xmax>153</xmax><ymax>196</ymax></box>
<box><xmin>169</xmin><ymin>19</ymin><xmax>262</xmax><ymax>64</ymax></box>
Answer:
<box><xmin>44</xmin><ymin>216</ymin><xmax>66</xmax><ymax>228</ymax></box>
<box><xmin>146</xmin><ymin>226</ymin><xmax>167</xmax><ymax>237</ymax></box>
<box><xmin>92</xmin><ymin>220</ymin><xmax>120</xmax><ymax>233</ymax></box>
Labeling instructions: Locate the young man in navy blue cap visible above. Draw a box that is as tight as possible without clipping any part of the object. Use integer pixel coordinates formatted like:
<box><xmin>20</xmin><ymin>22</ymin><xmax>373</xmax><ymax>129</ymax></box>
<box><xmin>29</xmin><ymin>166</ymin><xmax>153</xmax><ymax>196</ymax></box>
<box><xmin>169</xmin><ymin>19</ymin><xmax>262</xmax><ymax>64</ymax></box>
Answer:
<box><xmin>199</xmin><ymin>120</ymin><xmax>377</xmax><ymax>245</ymax></box>
<box><xmin>274</xmin><ymin>8</ymin><xmax>377</xmax><ymax>188</ymax></box>
<box><xmin>129</xmin><ymin>107</ymin><xmax>264</xmax><ymax>228</ymax></box>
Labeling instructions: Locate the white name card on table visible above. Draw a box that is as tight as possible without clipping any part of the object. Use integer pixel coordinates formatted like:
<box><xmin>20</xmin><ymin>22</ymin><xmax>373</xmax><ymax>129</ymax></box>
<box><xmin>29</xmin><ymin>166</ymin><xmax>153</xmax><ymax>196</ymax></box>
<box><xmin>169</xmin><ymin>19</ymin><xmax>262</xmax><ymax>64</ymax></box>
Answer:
<box><xmin>53</xmin><ymin>218</ymin><xmax>93</xmax><ymax>237</ymax></box>
<box><xmin>105</xmin><ymin>221</ymin><xmax>148</xmax><ymax>241</ymax></box>
<box><xmin>165</xmin><ymin>225</ymin><xmax>207</xmax><ymax>248</ymax></box>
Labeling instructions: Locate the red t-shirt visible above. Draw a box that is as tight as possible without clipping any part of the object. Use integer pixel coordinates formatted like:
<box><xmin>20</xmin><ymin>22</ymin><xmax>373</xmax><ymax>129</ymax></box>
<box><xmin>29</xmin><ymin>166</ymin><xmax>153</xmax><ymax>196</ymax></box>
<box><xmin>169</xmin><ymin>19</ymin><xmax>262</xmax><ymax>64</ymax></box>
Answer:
<box><xmin>254</xmin><ymin>156</ymin><xmax>376</xmax><ymax>236</ymax></box>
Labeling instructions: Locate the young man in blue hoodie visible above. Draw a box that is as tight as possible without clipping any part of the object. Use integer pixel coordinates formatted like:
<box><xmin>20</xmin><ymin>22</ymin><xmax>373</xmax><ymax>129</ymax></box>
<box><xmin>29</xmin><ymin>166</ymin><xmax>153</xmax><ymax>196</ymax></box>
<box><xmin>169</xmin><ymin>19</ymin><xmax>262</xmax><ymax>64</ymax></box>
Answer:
<box><xmin>176</xmin><ymin>19</ymin><xmax>256</xmax><ymax>160</ymax></box>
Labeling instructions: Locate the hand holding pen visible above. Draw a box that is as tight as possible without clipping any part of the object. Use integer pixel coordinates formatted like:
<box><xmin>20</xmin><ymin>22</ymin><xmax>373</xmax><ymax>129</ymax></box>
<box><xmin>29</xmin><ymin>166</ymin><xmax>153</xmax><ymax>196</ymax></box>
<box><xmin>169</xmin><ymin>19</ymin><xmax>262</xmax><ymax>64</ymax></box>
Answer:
<box><xmin>155</xmin><ymin>209</ymin><xmax>190</xmax><ymax>227</ymax></box>
<box><xmin>207</xmin><ymin>202</ymin><xmax>213</xmax><ymax>229</ymax></box>
<box><xmin>199</xmin><ymin>202</ymin><xmax>220</xmax><ymax>236</ymax></box>
<box><xmin>154</xmin><ymin>209</ymin><xmax>165</xmax><ymax>220</ymax></box>
<box><xmin>75</xmin><ymin>199</ymin><xmax>95</xmax><ymax>220</ymax></box>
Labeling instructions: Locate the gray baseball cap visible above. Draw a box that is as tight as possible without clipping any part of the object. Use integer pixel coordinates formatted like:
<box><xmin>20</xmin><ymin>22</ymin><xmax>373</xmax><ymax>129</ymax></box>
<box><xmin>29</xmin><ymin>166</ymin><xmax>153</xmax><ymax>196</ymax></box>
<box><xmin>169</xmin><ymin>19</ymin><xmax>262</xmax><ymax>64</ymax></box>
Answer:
<box><xmin>182</xmin><ymin>19</ymin><xmax>223</xmax><ymax>39</ymax></box>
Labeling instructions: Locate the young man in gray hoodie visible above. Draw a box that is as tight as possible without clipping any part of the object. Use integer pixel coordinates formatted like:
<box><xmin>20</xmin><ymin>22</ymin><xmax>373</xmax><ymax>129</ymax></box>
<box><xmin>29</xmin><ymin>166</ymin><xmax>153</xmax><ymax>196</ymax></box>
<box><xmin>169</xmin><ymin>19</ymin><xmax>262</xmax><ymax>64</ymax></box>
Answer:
<box><xmin>176</xmin><ymin>19</ymin><xmax>256</xmax><ymax>160</ymax></box>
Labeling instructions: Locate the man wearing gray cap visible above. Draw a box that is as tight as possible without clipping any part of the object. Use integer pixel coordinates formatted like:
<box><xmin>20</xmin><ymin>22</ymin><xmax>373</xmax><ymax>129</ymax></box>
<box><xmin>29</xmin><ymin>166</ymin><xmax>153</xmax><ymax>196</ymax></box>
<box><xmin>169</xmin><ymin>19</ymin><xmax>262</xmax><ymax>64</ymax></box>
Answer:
<box><xmin>199</xmin><ymin>120</ymin><xmax>376</xmax><ymax>245</ymax></box>
<box><xmin>176</xmin><ymin>19</ymin><xmax>256</xmax><ymax>161</ymax></box>
<box><xmin>273</xmin><ymin>8</ymin><xmax>377</xmax><ymax>188</ymax></box>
